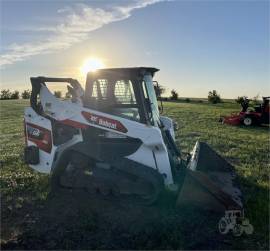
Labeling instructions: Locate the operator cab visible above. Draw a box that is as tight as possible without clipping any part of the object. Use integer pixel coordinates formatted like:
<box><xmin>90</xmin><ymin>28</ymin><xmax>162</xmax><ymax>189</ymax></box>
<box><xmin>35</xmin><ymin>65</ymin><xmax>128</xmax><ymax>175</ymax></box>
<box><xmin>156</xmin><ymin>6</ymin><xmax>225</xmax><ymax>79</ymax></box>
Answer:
<box><xmin>83</xmin><ymin>67</ymin><xmax>160</xmax><ymax>126</ymax></box>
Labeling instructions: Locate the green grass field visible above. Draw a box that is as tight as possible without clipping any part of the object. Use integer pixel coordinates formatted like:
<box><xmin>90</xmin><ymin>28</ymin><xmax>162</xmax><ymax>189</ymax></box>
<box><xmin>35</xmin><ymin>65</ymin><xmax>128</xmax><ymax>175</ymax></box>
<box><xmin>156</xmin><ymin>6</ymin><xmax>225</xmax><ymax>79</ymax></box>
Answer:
<box><xmin>0</xmin><ymin>99</ymin><xmax>269</xmax><ymax>250</ymax></box>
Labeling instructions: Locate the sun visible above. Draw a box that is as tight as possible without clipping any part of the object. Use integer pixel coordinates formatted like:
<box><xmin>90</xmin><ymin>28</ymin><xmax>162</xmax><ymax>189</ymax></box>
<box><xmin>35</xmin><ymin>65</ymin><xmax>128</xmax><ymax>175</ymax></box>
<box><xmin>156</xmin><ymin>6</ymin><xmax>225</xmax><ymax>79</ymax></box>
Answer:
<box><xmin>80</xmin><ymin>58</ymin><xmax>105</xmax><ymax>75</ymax></box>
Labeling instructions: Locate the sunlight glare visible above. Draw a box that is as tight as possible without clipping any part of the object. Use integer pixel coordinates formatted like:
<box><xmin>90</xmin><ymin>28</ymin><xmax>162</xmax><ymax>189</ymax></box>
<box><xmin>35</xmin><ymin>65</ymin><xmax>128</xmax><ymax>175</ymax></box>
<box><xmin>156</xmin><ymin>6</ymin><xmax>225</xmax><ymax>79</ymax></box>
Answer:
<box><xmin>80</xmin><ymin>58</ymin><xmax>105</xmax><ymax>75</ymax></box>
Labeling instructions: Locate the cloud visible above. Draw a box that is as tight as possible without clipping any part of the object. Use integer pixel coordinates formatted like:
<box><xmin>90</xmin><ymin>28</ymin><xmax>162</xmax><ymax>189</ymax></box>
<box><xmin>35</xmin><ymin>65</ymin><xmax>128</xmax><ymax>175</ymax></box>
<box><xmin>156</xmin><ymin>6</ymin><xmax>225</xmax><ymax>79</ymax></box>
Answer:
<box><xmin>0</xmin><ymin>0</ymin><xmax>164</xmax><ymax>67</ymax></box>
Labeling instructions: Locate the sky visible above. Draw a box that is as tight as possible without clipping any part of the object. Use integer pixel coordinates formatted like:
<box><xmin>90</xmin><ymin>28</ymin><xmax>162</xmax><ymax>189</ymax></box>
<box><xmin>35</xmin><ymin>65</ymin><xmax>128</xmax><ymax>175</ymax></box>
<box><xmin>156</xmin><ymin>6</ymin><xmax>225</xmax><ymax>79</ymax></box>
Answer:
<box><xmin>0</xmin><ymin>0</ymin><xmax>269</xmax><ymax>98</ymax></box>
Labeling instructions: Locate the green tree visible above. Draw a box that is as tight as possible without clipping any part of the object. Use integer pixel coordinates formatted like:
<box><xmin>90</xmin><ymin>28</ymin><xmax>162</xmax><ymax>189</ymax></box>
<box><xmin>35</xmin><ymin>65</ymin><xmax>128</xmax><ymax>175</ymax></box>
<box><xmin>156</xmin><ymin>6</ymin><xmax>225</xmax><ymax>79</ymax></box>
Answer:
<box><xmin>10</xmin><ymin>90</ymin><xmax>20</xmax><ymax>99</ymax></box>
<box><xmin>208</xmin><ymin>90</ymin><xmax>221</xmax><ymax>104</ymax></box>
<box><xmin>65</xmin><ymin>92</ymin><xmax>72</xmax><ymax>99</ymax></box>
<box><xmin>235</xmin><ymin>96</ymin><xmax>248</xmax><ymax>104</ymax></box>
<box><xmin>54</xmin><ymin>91</ymin><xmax>62</xmax><ymax>98</ymax></box>
<box><xmin>170</xmin><ymin>89</ymin><xmax>179</xmax><ymax>100</ymax></box>
<box><xmin>0</xmin><ymin>89</ymin><xmax>12</xmax><ymax>100</ymax></box>
<box><xmin>154</xmin><ymin>84</ymin><xmax>166</xmax><ymax>97</ymax></box>
<box><xmin>21</xmin><ymin>90</ymin><xmax>31</xmax><ymax>99</ymax></box>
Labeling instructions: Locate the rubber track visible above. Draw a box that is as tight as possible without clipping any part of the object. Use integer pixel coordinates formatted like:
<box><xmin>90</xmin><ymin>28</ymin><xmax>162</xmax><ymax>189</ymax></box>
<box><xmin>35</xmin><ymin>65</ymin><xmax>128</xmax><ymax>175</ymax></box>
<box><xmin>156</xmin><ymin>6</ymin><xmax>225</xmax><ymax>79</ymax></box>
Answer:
<box><xmin>51</xmin><ymin>146</ymin><xmax>165</xmax><ymax>205</ymax></box>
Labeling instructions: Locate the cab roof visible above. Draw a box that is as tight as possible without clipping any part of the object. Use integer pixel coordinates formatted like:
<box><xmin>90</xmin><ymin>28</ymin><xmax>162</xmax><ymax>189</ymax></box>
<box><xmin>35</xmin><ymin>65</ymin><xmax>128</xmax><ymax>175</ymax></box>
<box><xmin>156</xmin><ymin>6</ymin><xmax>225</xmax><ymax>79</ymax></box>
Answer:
<box><xmin>87</xmin><ymin>67</ymin><xmax>159</xmax><ymax>78</ymax></box>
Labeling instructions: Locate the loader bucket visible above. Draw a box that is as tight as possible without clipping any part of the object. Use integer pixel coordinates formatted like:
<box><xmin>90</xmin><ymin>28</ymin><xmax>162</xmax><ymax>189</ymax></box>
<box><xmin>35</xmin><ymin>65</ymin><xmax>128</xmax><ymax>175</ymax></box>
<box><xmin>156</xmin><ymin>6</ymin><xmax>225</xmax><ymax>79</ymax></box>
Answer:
<box><xmin>177</xmin><ymin>142</ymin><xmax>243</xmax><ymax>212</ymax></box>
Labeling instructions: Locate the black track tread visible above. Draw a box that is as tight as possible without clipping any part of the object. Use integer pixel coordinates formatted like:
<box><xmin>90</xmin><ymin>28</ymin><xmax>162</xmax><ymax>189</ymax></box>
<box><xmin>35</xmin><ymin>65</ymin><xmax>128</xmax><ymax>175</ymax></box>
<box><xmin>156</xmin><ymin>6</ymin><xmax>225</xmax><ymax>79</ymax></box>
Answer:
<box><xmin>110</xmin><ymin>157</ymin><xmax>165</xmax><ymax>204</ymax></box>
<box><xmin>51</xmin><ymin>149</ymin><xmax>165</xmax><ymax>205</ymax></box>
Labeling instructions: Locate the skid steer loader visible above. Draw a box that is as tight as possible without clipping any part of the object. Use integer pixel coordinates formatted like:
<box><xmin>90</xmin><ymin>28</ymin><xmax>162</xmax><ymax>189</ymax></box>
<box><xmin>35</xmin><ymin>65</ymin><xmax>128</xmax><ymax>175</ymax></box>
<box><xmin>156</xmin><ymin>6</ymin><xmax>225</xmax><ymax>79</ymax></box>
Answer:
<box><xmin>24</xmin><ymin>67</ymin><xmax>245</xmax><ymax>224</ymax></box>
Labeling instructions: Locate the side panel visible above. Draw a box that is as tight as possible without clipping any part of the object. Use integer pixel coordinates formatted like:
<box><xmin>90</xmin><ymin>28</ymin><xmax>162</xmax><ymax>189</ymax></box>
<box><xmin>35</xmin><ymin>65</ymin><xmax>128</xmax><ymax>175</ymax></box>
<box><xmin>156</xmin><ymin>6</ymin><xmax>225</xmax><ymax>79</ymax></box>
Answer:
<box><xmin>24</xmin><ymin>107</ymin><xmax>56</xmax><ymax>173</ymax></box>
<box><xmin>160</xmin><ymin>116</ymin><xmax>176</xmax><ymax>140</ymax></box>
<box><xmin>36</xmin><ymin>84</ymin><xmax>174</xmax><ymax>184</ymax></box>
<box><xmin>126</xmin><ymin>140</ymin><xmax>173</xmax><ymax>185</ymax></box>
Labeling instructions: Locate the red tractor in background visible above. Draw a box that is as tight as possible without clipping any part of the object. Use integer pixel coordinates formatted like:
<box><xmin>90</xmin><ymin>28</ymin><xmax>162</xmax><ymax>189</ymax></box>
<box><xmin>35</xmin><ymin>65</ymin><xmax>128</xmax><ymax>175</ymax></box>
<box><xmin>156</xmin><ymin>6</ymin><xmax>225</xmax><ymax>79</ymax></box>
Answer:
<box><xmin>220</xmin><ymin>97</ymin><xmax>270</xmax><ymax>126</ymax></box>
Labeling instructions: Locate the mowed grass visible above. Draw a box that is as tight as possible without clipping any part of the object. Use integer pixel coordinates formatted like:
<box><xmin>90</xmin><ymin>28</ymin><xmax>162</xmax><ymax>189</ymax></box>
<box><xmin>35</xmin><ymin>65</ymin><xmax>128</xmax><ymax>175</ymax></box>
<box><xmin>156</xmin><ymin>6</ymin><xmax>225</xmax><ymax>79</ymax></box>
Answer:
<box><xmin>0</xmin><ymin>100</ymin><xmax>49</xmax><ymax>197</ymax></box>
<box><xmin>0</xmin><ymin>99</ymin><xmax>269</xmax><ymax>250</ymax></box>
<box><xmin>164</xmin><ymin>101</ymin><xmax>269</xmax><ymax>249</ymax></box>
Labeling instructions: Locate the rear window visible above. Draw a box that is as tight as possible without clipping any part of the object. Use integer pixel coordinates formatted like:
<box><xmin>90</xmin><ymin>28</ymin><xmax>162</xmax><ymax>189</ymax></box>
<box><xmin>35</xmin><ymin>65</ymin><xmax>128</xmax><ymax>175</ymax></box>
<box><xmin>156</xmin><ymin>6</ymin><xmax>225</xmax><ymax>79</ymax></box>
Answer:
<box><xmin>91</xmin><ymin>79</ymin><xmax>108</xmax><ymax>99</ymax></box>
<box><xmin>87</xmin><ymin>78</ymin><xmax>140</xmax><ymax>122</ymax></box>
<box><xmin>90</xmin><ymin>79</ymin><xmax>137</xmax><ymax>105</ymax></box>
<box><xmin>114</xmin><ymin>80</ymin><xmax>136</xmax><ymax>104</ymax></box>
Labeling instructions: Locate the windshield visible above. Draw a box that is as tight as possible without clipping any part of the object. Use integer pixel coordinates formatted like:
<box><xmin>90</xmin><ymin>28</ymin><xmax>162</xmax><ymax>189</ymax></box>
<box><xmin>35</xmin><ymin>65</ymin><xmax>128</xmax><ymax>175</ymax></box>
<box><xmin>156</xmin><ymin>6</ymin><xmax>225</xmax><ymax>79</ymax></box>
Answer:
<box><xmin>143</xmin><ymin>74</ymin><xmax>160</xmax><ymax>126</ymax></box>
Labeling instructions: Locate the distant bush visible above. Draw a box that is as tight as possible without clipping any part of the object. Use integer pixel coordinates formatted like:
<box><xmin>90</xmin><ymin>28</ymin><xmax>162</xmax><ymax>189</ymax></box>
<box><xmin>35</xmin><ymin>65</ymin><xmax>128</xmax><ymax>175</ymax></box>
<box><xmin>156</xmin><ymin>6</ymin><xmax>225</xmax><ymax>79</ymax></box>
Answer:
<box><xmin>235</xmin><ymin>96</ymin><xmax>248</xmax><ymax>104</ymax></box>
<box><xmin>154</xmin><ymin>84</ymin><xmax>166</xmax><ymax>97</ymax></box>
<box><xmin>250</xmin><ymin>94</ymin><xmax>261</xmax><ymax>106</ymax></box>
<box><xmin>198</xmin><ymin>100</ymin><xmax>203</xmax><ymax>103</ymax></box>
<box><xmin>208</xmin><ymin>90</ymin><xmax>221</xmax><ymax>104</ymax></box>
<box><xmin>54</xmin><ymin>91</ymin><xmax>62</xmax><ymax>98</ymax></box>
<box><xmin>185</xmin><ymin>98</ymin><xmax>190</xmax><ymax>103</ymax></box>
<box><xmin>0</xmin><ymin>89</ymin><xmax>20</xmax><ymax>99</ymax></box>
<box><xmin>65</xmin><ymin>92</ymin><xmax>72</xmax><ymax>99</ymax></box>
<box><xmin>170</xmin><ymin>89</ymin><xmax>179</xmax><ymax>100</ymax></box>
<box><xmin>21</xmin><ymin>90</ymin><xmax>31</xmax><ymax>99</ymax></box>
<box><xmin>10</xmin><ymin>90</ymin><xmax>20</xmax><ymax>99</ymax></box>
<box><xmin>0</xmin><ymin>89</ymin><xmax>12</xmax><ymax>100</ymax></box>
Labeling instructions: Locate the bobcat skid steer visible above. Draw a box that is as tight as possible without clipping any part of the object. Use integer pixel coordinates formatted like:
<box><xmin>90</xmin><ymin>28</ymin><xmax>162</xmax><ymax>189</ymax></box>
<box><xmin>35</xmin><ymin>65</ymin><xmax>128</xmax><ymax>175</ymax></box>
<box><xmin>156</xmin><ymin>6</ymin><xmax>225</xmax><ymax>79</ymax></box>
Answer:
<box><xmin>24</xmin><ymin>67</ymin><xmax>243</xmax><ymax>213</ymax></box>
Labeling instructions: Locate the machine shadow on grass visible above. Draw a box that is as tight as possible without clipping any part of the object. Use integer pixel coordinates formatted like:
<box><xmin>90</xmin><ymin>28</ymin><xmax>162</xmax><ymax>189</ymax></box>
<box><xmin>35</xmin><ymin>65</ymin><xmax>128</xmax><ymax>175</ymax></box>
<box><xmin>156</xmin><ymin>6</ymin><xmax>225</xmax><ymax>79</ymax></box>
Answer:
<box><xmin>1</xmin><ymin>188</ymin><xmax>219</xmax><ymax>250</ymax></box>
<box><xmin>237</xmin><ymin>124</ymin><xmax>270</xmax><ymax>131</ymax></box>
<box><xmin>2</xmin><ymin>176</ymin><xmax>268</xmax><ymax>250</ymax></box>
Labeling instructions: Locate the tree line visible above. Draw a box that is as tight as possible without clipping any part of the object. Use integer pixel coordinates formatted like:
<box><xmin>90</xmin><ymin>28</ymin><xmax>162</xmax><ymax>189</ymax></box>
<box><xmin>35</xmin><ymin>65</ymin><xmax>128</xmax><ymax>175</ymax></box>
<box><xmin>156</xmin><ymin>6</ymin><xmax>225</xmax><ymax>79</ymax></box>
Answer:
<box><xmin>0</xmin><ymin>89</ymin><xmax>31</xmax><ymax>100</ymax></box>
<box><xmin>0</xmin><ymin>89</ymin><xmax>66</xmax><ymax>100</ymax></box>
<box><xmin>155</xmin><ymin>85</ymin><xmax>261</xmax><ymax>105</ymax></box>
<box><xmin>1</xmin><ymin>87</ymin><xmax>262</xmax><ymax>105</ymax></box>
<box><xmin>155</xmin><ymin>85</ymin><xmax>222</xmax><ymax>103</ymax></box>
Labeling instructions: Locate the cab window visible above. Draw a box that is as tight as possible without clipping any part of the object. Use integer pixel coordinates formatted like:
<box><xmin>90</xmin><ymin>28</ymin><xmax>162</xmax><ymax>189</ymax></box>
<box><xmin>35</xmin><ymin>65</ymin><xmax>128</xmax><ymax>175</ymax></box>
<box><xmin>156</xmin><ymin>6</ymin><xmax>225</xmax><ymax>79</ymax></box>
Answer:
<box><xmin>87</xmin><ymin>78</ymin><xmax>140</xmax><ymax>122</ymax></box>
